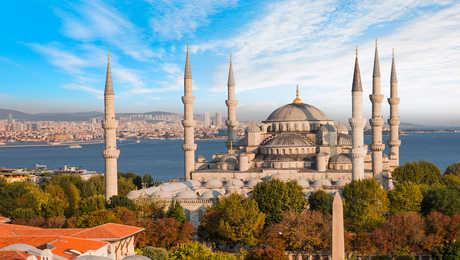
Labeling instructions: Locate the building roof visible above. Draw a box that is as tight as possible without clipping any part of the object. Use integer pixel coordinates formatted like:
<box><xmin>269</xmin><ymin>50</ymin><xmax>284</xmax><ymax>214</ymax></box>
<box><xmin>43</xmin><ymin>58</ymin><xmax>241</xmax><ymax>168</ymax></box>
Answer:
<box><xmin>265</xmin><ymin>103</ymin><xmax>328</xmax><ymax>122</ymax></box>
<box><xmin>72</xmin><ymin>223</ymin><xmax>144</xmax><ymax>241</ymax></box>
<box><xmin>0</xmin><ymin>250</ymin><xmax>33</xmax><ymax>260</ymax></box>
<box><xmin>264</xmin><ymin>134</ymin><xmax>313</xmax><ymax>148</ymax></box>
<box><xmin>0</xmin><ymin>214</ymin><xmax>11</xmax><ymax>223</ymax></box>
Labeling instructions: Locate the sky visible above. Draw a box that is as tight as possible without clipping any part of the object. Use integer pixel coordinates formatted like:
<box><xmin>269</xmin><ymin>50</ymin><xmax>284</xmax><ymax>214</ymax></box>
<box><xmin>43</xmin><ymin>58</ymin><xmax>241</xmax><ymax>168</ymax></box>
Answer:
<box><xmin>0</xmin><ymin>0</ymin><xmax>459</xmax><ymax>126</ymax></box>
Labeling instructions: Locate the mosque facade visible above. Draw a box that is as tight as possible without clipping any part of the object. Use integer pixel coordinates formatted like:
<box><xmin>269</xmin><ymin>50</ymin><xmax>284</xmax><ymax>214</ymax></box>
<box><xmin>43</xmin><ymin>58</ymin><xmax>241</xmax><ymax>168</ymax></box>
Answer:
<box><xmin>120</xmin><ymin>41</ymin><xmax>401</xmax><ymax>225</ymax></box>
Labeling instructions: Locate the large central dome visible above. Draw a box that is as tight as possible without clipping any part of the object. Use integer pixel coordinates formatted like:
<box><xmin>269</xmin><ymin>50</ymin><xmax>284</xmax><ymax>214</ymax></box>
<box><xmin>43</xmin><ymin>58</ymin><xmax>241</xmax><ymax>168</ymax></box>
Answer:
<box><xmin>265</xmin><ymin>102</ymin><xmax>328</xmax><ymax>122</ymax></box>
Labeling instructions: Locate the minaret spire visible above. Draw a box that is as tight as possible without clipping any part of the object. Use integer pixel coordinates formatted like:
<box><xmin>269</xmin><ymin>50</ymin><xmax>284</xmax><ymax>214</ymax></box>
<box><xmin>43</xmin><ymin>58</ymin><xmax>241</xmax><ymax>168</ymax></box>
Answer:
<box><xmin>369</xmin><ymin>39</ymin><xmax>385</xmax><ymax>177</ymax></box>
<box><xmin>182</xmin><ymin>42</ymin><xmax>196</xmax><ymax>180</ymax></box>
<box><xmin>388</xmin><ymin>48</ymin><xmax>401</xmax><ymax>167</ymax></box>
<box><xmin>103</xmin><ymin>53</ymin><xmax>120</xmax><ymax>200</ymax></box>
<box><xmin>226</xmin><ymin>54</ymin><xmax>239</xmax><ymax>151</ymax></box>
<box><xmin>349</xmin><ymin>47</ymin><xmax>365</xmax><ymax>180</ymax></box>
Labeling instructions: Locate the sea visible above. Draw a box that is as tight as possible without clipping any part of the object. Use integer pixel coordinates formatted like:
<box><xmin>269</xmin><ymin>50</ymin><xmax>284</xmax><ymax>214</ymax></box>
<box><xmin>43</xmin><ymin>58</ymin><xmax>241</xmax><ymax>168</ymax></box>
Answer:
<box><xmin>0</xmin><ymin>133</ymin><xmax>459</xmax><ymax>179</ymax></box>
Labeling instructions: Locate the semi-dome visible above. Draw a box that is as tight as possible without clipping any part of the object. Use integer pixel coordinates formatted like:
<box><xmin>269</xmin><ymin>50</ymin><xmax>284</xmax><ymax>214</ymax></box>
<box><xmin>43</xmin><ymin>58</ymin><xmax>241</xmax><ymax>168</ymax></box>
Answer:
<box><xmin>264</xmin><ymin>134</ymin><xmax>312</xmax><ymax>147</ymax></box>
<box><xmin>329</xmin><ymin>154</ymin><xmax>352</xmax><ymax>164</ymax></box>
<box><xmin>334</xmin><ymin>179</ymin><xmax>350</xmax><ymax>186</ymax></box>
<box><xmin>247</xmin><ymin>178</ymin><xmax>262</xmax><ymax>188</ymax></box>
<box><xmin>201</xmin><ymin>190</ymin><xmax>222</xmax><ymax>199</ymax></box>
<box><xmin>296</xmin><ymin>178</ymin><xmax>310</xmax><ymax>188</ymax></box>
<box><xmin>265</xmin><ymin>103</ymin><xmax>328</xmax><ymax>122</ymax></box>
<box><xmin>312</xmin><ymin>179</ymin><xmax>332</xmax><ymax>187</ymax></box>
<box><xmin>205</xmin><ymin>179</ymin><xmax>223</xmax><ymax>188</ymax></box>
<box><xmin>176</xmin><ymin>189</ymin><xmax>198</xmax><ymax>199</ymax></box>
<box><xmin>184</xmin><ymin>180</ymin><xmax>201</xmax><ymax>189</ymax></box>
<box><xmin>225</xmin><ymin>178</ymin><xmax>244</xmax><ymax>188</ymax></box>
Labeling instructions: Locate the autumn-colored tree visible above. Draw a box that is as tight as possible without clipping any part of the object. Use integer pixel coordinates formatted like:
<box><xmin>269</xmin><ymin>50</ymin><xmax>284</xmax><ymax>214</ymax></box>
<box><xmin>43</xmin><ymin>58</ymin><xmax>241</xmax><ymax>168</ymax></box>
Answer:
<box><xmin>308</xmin><ymin>190</ymin><xmax>333</xmax><ymax>215</ymax></box>
<box><xmin>112</xmin><ymin>207</ymin><xmax>137</xmax><ymax>226</ymax></box>
<box><xmin>342</xmin><ymin>179</ymin><xmax>389</xmax><ymax>232</ymax></box>
<box><xmin>44</xmin><ymin>216</ymin><xmax>67</xmax><ymax>228</ymax></box>
<box><xmin>76</xmin><ymin>209</ymin><xmax>121</xmax><ymax>227</ymax></box>
<box><xmin>263</xmin><ymin>210</ymin><xmax>331</xmax><ymax>252</ymax></box>
<box><xmin>423</xmin><ymin>212</ymin><xmax>460</xmax><ymax>252</ymax></box>
<box><xmin>372</xmin><ymin>212</ymin><xmax>426</xmax><ymax>257</ymax></box>
<box><xmin>421</xmin><ymin>187</ymin><xmax>460</xmax><ymax>216</ymax></box>
<box><xmin>392</xmin><ymin>161</ymin><xmax>443</xmax><ymax>185</ymax></box>
<box><xmin>443</xmin><ymin>174</ymin><xmax>460</xmax><ymax>188</ymax></box>
<box><xmin>136</xmin><ymin>218</ymin><xmax>194</xmax><ymax>249</ymax></box>
<box><xmin>252</xmin><ymin>179</ymin><xmax>306</xmax><ymax>224</ymax></box>
<box><xmin>345</xmin><ymin>231</ymin><xmax>376</xmax><ymax>256</ymax></box>
<box><xmin>388</xmin><ymin>181</ymin><xmax>423</xmax><ymax>214</ymax></box>
<box><xmin>166</xmin><ymin>200</ymin><xmax>186</xmax><ymax>222</ymax></box>
<box><xmin>432</xmin><ymin>240</ymin><xmax>460</xmax><ymax>260</ymax></box>
<box><xmin>198</xmin><ymin>193</ymin><xmax>265</xmax><ymax>247</ymax></box>
<box><xmin>141</xmin><ymin>246</ymin><xmax>168</xmax><ymax>260</ymax></box>
<box><xmin>445</xmin><ymin>162</ymin><xmax>460</xmax><ymax>177</ymax></box>
<box><xmin>245</xmin><ymin>247</ymin><xmax>288</xmax><ymax>260</ymax></box>
<box><xmin>134</xmin><ymin>197</ymin><xmax>165</xmax><ymax>219</ymax></box>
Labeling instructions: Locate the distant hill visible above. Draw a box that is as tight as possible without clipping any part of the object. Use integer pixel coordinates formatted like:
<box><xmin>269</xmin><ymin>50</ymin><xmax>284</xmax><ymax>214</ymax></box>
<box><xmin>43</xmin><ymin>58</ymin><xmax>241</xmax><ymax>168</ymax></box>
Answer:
<box><xmin>0</xmin><ymin>108</ymin><xmax>181</xmax><ymax>121</ymax></box>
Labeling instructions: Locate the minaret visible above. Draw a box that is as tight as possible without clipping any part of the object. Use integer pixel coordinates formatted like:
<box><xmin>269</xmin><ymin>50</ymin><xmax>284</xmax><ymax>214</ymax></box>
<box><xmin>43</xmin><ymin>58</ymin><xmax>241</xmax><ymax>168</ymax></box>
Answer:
<box><xmin>349</xmin><ymin>48</ymin><xmax>365</xmax><ymax>180</ymax></box>
<box><xmin>182</xmin><ymin>42</ymin><xmax>196</xmax><ymax>180</ymax></box>
<box><xmin>226</xmin><ymin>54</ymin><xmax>238</xmax><ymax>151</ymax></box>
<box><xmin>388</xmin><ymin>49</ymin><xmax>401</xmax><ymax>166</ymax></box>
<box><xmin>369</xmin><ymin>40</ymin><xmax>385</xmax><ymax>176</ymax></box>
<box><xmin>102</xmin><ymin>54</ymin><xmax>120</xmax><ymax>200</ymax></box>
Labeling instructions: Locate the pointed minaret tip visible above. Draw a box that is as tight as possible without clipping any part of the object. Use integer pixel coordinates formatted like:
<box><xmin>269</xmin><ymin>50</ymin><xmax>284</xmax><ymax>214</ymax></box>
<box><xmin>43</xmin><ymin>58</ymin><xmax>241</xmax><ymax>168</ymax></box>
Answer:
<box><xmin>228</xmin><ymin>54</ymin><xmax>235</xmax><ymax>87</ymax></box>
<box><xmin>185</xmin><ymin>41</ymin><xmax>192</xmax><ymax>79</ymax></box>
<box><xmin>391</xmin><ymin>48</ymin><xmax>398</xmax><ymax>83</ymax></box>
<box><xmin>105</xmin><ymin>53</ymin><xmax>114</xmax><ymax>95</ymax></box>
<box><xmin>352</xmin><ymin>47</ymin><xmax>363</xmax><ymax>92</ymax></box>
<box><xmin>355</xmin><ymin>46</ymin><xmax>358</xmax><ymax>58</ymax></box>
<box><xmin>293</xmin><ymin>84</ymin><xmax>302</xmax><ymax>104</ymax></box>
<box><xmin>373</xmin><ymin>39</ymin><xmax>381</xmax><ymax>77</ymax></box>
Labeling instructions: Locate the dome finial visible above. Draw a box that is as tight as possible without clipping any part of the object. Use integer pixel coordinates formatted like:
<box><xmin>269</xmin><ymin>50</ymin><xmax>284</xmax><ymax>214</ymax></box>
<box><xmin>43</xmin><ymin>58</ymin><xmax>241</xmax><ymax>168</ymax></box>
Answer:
<box><xmin>293</xmin><ymin>84</ymin><xmax>302</xmax><ymax>104</ymax></box>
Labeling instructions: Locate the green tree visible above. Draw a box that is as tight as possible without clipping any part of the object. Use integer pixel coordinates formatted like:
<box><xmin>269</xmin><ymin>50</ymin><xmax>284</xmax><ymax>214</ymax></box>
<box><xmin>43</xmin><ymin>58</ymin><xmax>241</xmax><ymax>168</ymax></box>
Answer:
<box><xmin>134</xmin><ymin>176</ymin><xmax>143</xmax><ymax>189</ymax></box>
<box><xmin>444</xmin><ymin>162</ymin><xmax>460</xmax><ymax>178</ymax></box>
<box><xmin>142</xmin><ymin>246</ymin><xmax>168</xmax><ymax>260</ymax></box>
<box><xmin>252</xmin><ymin>179</ymin><xmax>306</xmax><ymax>224</ymax></box>
<box><xmin>198</xmin><ymin>193</ymin><xmax>265</xmax><ymax>247</ymax></box>
<box><xmin>443</xmin><ymin>174</ymin><xmax>460</xmax><ymax>188</ymax></box>
<box><xmin>143</xmin><ymin>174</ymin><xmax>153</xmax><ymax>188</ymax></box>
<box><xmin>169</xmin><ymin>241</ymin><xmax>213</xmax><ymax>259</ymax></box>
<box><xmin>342</xmin><ymin>179</ymin><xmax>389</xmax><ymax>232</ymax></box>
<box><xmin>118</xmin><ymin>177</ymin><xmax>136</xmax><ymax>196</ymax></box>
<box><xmin>246</xmin><ymin>248</ymin><xmax>288</xmax><ymax>260</ymax></box>
<box><xmin>134</xmin><ymin>198</ymin><xmax>165</xmax><ymax>219</ymax></box>
<box><xmin>388</xmin><ymin>181</ymin><xmax>423</xmax><ymax>214</ymax></box>
<box><xmin>392</xmin><ymin>161</ymin><xmax>442</xmax><ymax>185</ymax></box>
<box><xmin>421</xmin><ymin>187</ymin><xmax>460</xmax><ymax>216</ymax></box>
<box><xmin>308</xmin><ymin>190</ymin><xmax>333</xmax><ymax>215</ymax></box>
<box><xmin>167</xmin><ymin>200</ymin><xmax>186</xmax><ymax>222</ymax></box>
<box><xmin>76</xmin><ymin>209</ymin><xmax>120</xmax><ymax>227</ymax></box>
<box><xmin>108</xmin><ymin>195</ymin><xmax>136</xmax><ymax>211</ymax></box>
<box><xmin>78</xmin><ymin>195</ymin><xmax>106</xmax><ymax>215</ymax></box>
<box><xmin>63</xmin><ymin>182</ymin><xmax>81</xmax><ymax>217</ymax></box>
<box><xmin>433</xmin><ymin>241</ymin><xmax>460</xmax><ymax>260</ymax></box>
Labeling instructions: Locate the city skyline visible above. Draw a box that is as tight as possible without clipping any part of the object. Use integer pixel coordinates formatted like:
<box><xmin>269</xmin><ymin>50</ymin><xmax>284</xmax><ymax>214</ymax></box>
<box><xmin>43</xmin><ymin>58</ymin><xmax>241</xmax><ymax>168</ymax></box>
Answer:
<box><xmin>0</xmin><ymin>1</ymin><xmax>459</xmax><ymax>126</ymax></box>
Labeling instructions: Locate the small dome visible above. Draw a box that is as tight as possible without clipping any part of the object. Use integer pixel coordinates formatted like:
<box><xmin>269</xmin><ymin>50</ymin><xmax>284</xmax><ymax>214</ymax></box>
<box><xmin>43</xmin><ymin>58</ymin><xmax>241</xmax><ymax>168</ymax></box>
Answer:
<box><xmin>201</xmin><ymin>190</ymin><xmax>222</xmax><ymax>199</ymax></box>
<box><xmin>312</xmin><ymin>179</ymin><xmax>332</xmax><ymax>187</ymax></box>
<box><xmin>184</xmin><ymin>180</ymin><xmax>201</xmax><ymax>189</ymax></box>
<box><xmin>126</xmin><ymin>190</ymin><xmax>140</xmax><ymax>200</ymax></box>
<box><xmin>334</xmin><ymin>179</ymin><xmax>350</xmax><ymax>186</ymax></box>
<box><xmin>176</xmin><ymin>189</ymin><xmax>198</xmax><ymax>199</ymax></box>
<box><xmin>247</xmin><ymin>179</ymin><xmax>262</xmax><ymax>188</ymax></box>
<box><xmin>225</xmin><ymin>178</ymin><xmax>244</xmax><ymax>188</ymax></box>
<box><xmin>265</xmin><ymin>103</ymin><xmax>328</xmax><ymax>122</ymax></box>
<box><xmin>197</xmin><ymin>155</ymin><xmax>206</xmax><ymax>162</ymax></box>
<box><xmin>158</xmin><ymin>182</ymin><xmax>189</xmax><ymax>193</ymax></box>
<box><xmin>330</xmin><ymin>154</ymin><xmax>351</xmax><ymax>164</ymax></box>
<box><xmin>205</xmin><ymin>179</ymin><xmax>223</xmax><ymax>188</ymax></box>
<box><xmin>269</xmin><ymin>174</ymin><xmax>291</xmax><ymax>181</ymax></box>
<box><xmin>296</xmin><ymin>179</ymin><xmax>310</xmax><ymax>188</ymax></box>
<box><xmin>264</xmin><ymin>134</ymin><xmax>312</xmax><ymax>147</ymax></box>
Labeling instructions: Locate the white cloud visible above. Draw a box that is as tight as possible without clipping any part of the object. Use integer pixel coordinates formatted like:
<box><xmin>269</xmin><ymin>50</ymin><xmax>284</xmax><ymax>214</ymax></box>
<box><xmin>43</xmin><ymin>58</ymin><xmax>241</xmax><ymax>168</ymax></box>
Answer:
<box><xmin>62</xmin><ymin>84</ymin><xmax>104</xmax><ymax>99</ymax></box>
<box><xmin>148</xmin><ymin>0</ymin><xmax>238</xmax><ymax>40</ymax></box>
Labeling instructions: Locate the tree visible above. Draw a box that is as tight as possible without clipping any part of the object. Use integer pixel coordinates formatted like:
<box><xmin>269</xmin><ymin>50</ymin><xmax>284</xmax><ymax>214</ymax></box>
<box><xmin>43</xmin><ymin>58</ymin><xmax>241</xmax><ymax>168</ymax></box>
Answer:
<box><xmin>108</xmin><ymin>195</ymin><xmax>136</xmax><ymax>211</ymax></box>
<box><xmin>199</xmin><ymin>193</ymin><xmax>265</xmax><ymax>247</ymax></box>
<box><xmin>443</xmin><ymin>174</ymin><xmax>460</xmax><ymax>188</ymax></box>
<box><xmin>134</xmin><ymin>198</ymin><xmax>165</xmax><ymax>219</ymax></box>
<box><xmin>118</xmin><ymin>177</ymin><xmax>136</xmax><ymax>196</ymax></box>
<box><xmin>143</xmin><ymin>174</ymin><xmax>153</xmax><ymax>188</ymax></box>
<box><xmin>421</xmin><ymin>187</ymin><xmax>460</xmax><ymax>216</ymax></box>
<box><xmin>76</xmin><ymin>209</ymin><xmax>120</xmax><ymax>227</ymax></box>
<box><xmin>432</xmin><ymin>240</ymin><xmax>460</xmax><ymax>260</ymax></box>
<box><xmin>388</xmin><ymin>181</ymin><xmax>423</xmax><ymax>214</ymax></box>
<box><xmin>342</xmin><ymin>179</ymin><xmax>389</xmax><ymax>232</ymax></box>
<box><xmin>136</xmin><ymin>218</ymin><xmax>195</xmax><ymax>249</ymax></box>
<box><xmin>167</xmin><ymin>200</ymin><xmax>186</xmax><ymax>222</ymax></box>
<box><xmin>168</xmin><ymin>241</ymin><xmax>237</xmax><ymax>260</ymax></box>
<box><xmin>392</xmin><ymin>161</ymin><xmax>442</xmax><ymax>185</ymax></box>
<box><xmin>134</xmin><ymin>176</ymin><xmax>143</xmax><ymax>189</ymax></box>
<box><xmin>245</xmin><ymin>248</ymin><xmax>288</xmax><ymax>260</ymax></box>
<box><xmin>252</xmin><ymin>179</ymin><xmax>306</xmax><ymax>224</ymax></box>
<box><xmin>142</xmin><ymin>246</ymin><xmax>168</xmax><ymax>260</ymax></box>
<box><xmin>78</xmin><ymin>195</ymin><xmax>106</xmax><ymax>215</ymax></box>
<box><xmin>372</xmin><ymin>212</ymin><xmax>426</xmax><ymax>257</ymax></box>
<box><xmin>63</xmin><ymin>182</ymin><xmax>81</xmax><ymax>216</ymax></box>
<box><xmin>263</xmin><ymin>210</ymin><xmax>331</xmax><ymax>252</ymax></box>
<box><xmin>424</xmin><ymin>212</ymin><xmax>460</xmax><ymax>251</ymax></box>
<box><xmin>445</xmin><ymin>162</ymin><xmax>460</xmax><ymax>177</ymax></box>
<box><xmin>112</xmin><ymin>207</ymin><xmax>137</xmax><ymax>226</ymax></box>
<box><xmin>308</xmin><ymin>190</ymin><xmax>333</xmax><ymax>215</ymax></box>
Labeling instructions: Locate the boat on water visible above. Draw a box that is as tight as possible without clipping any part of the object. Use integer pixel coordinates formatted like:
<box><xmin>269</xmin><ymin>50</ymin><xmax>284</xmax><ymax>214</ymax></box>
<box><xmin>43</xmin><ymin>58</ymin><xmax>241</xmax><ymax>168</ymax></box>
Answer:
<box><xmin>69</xmin><ymin>144</ymin><xmax>82</xmax><ymax>149</ymax></box>
<box><xmin>136</xmin><ymin>139</ymin><xmax>141</xmax><ymax>144</ymax></box>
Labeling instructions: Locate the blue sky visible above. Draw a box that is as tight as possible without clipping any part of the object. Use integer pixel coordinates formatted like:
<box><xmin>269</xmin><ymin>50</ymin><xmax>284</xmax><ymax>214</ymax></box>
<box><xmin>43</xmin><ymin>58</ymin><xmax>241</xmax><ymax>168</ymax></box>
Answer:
<box><xmin>0</xmin><ymin>0</ymin><xmax>459</xmax><ymax>125</ymax></box>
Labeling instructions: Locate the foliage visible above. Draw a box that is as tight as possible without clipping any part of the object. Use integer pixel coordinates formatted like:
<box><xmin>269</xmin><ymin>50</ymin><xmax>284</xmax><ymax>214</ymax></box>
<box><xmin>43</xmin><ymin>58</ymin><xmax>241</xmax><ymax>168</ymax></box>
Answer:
<box><xmin>245</xmin><ymin>247</ymin><xmax>288</xmax><ymax>260</ymax></box>
<box><xmin>443</xmin><ymin>174</ymin><xmax>460</xmax><ymax>188</ymax></box>
<box><xmin>424</xmin><ymin>212</ymin><xmax>460</xmax><ymax>251</ymax></box>
<box><xmin>198</xmin><ymin>193</ymin><xmax>265</xmax><ymax>247</ymax></box>
<box><xmin>308</xmin><ymin>190</ymin><xmax>333</xmax><ymax>215</ymax></box>
<box><xmin>388</xmin><ymin>181</ymin><xmax>423</xmax><ymax>214</ymax></box>
<box><xmin>169</xmin><ymin>241</ymin><xmax>237</xmax><ymax>260</ymax></box>
<box><xmin>143</xmin><ymin>174</ymin><xmax>153</xmax><ymax>188</ymax></box>
<box><xmin>108</xmin><ymin>195</ymin><xmax>136</xmax><ymax>211</ymax></box>
<box><xmin>444</xmin><ymin>162</ymin><xmax>460</xmax><ymax>177</ymax></box>
<box><xmin>421</xmin><ymin>187</ymin><xmax>460</xmax><ymax>216</ymax></box>
<box><xmin>75</xmin><ymin>209</ymin><xmax>120</xmax><ymax>227</ymax></box>
<box><xmin>263</xmin><ymin>210</ymin><xmax>331</xmax><ymax>252</ymax></box>
<box><xmin>112</xmin><ymin>207</ymin><xmax>137</xmax><ymax>226</ymax></box>
<box><xmin>432</xmin><ymin>240</ymin><xmax>460</xmax><ymax>260</ymax></box>
<box><xmin>167</xmin><ymin>200</ymin><xmax>186</xmax><ymax>222</ymax></box>
<box><xmin>252</xmin><ymin>179</ymin><xmax>306</xmax><ymax>224</ymax></box>
<box><xmin>345</xmin><ymin>231</ymin><xmax>376</xmax><ymax>256</ymax></box>
<box><xmin>372</xmin><ymin>212</ymin><xmax>425</xmax><ymax>256</ymax></box>
<box><xmin>136</xmin><ymin>218</ymin><xmax>195</xmax><ymax>249</ymax></box>
<box><xmin>342</xmin><ymin>179</ymin><xmax>389</xmax><ymax>232</ymax></box>
<box><xmin>134</xmin><ymin>198</ymin><xmax>165</xmax><ymax>219</ymax></box>
<box><xmin>118</xmin><ymin>176</ymin><xmax>136</xmax><ymax>196</ymax></box>
<box><xmin>392</xmin><ymin>161</ymin><xmax>443</xmax><ymax>185</ymax></box>
<box><xmin>78</xmin><ymin>195</ymin><xmax>106</xmax><ymax>215</ymax></box>
<box><xmin>134</xmin><ymin>176</ymin><xmax>143</xmax><ymax>189</ymax></box>
<box><xmin>141</xmin><ymin>246</ymin><xmax>168</xmax><ymax>260</ymax></box>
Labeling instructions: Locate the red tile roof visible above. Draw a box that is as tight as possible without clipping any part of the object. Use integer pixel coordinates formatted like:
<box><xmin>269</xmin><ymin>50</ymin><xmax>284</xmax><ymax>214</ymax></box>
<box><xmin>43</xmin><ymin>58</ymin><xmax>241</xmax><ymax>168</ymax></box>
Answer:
<box><xmin>72</xmin><ymin>223</ymin><xmax>144</xmax><ymax>241</ymax></box>
<box><xmin>0</xmin><ymin>214</ymin><xmax>11</xmax><ymax>223</ymax></box>
<box><xmin>0</xmin><ymin>250</ymin><xmax>34</xmax><ymax>260</ymax></box>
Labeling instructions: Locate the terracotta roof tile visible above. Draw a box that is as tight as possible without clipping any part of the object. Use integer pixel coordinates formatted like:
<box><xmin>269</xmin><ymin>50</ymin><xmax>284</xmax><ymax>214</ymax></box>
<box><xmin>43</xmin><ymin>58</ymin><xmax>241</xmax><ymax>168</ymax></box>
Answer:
<box><xmin>0</xmin><ymin>250</ymin><xmax>34</xmax><ymax>260</ymax></box>
<box><xmin>72</xmin><ymin>223</ymin><xmax>144</xmax><ymax>241</ymax></box>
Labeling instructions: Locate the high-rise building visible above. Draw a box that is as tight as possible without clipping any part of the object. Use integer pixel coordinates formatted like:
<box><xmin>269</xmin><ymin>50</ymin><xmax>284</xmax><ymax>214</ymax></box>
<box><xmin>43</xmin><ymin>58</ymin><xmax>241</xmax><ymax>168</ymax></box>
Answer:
<box><xmin>215</xmin><ymin>112</ymin><xmax>222</xmax><ymax>128</ymax></box>
<box><xmin>204</xmin><ymin>112</ymin><xmax>211</xmax><ymax>128</ymax></box>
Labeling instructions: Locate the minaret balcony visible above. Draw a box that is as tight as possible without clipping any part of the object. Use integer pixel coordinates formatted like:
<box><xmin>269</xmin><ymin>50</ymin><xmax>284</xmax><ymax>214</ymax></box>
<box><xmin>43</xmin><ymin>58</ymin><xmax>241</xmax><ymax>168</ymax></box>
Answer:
<box><xmin>387</xmin><ymin>97</ymin><xmax>400</xmax><ymax>105</ymax></box>
<box><xmin>182</xmin><ymin>96</ymin><xmax>195</xmax><ymax>104</ymax></box>
<box><xmin>369</xmin><ymin>118</ymin><xmax>384</xmax><ymax>127</ymax></box>
<box><xmin>102</xmin><ymin>120</ymin><xmax>118</xmax><ymax>129</ymax></box>
<box><xmin>369</xmin><ymin>94</ymin><xmax>384</xmax><ymax>103</ymax></box>
<box><xmin>182</xmin><ymin>143</ymin><xmax>197</xmax><ymax>151</ymax></box>
<box><xmin>103</xmin><ymin>149</ymin><xmax>120</xmax><ymax>159</ymax></box>
<box><xmin>348</xmin><ymin>118</ymin><xmax>365</xmax><ymax>129</ymax></box>
<box><xmin>388</xmin><ymin>118</ymin><xmax>400</xmax><ymax>126</ymax></box>
<box><xmin>371</xmin><ymin>144</ymin><xmax>385</xmax><ymax>151</ymax></box>
<box><xmin>225</xmin><ymin>100</ymin><xmax>238</xmax><ymax>107</ymax></box>
<box><xmin>388</xmin><ymin>140</ymin><xmax>401</xmax><ymax>147</ymax></box>
<box><xmin>182</xmin><ymin>119</ymin><xmax>195</xmax><ymax>127</ymax></box>
<box><xmin>225</xmin><ymin>120</ymin><xmax>238</xmax><ymax>128</ymax></box>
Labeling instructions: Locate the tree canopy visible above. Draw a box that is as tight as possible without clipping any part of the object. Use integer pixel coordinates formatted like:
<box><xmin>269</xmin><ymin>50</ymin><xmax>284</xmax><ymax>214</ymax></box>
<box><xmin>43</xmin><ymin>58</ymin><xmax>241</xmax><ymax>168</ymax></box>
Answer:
<box><xmin>445</xmin><ymin>162</ymin><xmax>460</xmax><ymax>177</ymax></box>
<box><xmin>388</xmin><ymin>181</ymin><xmax>423</xmax><ymax>214</ymax></box>
<box><xmin>252</xmin><ymin>179</ymin><xmax>306</xmax><ymax>224</ymax></box>
<box><xmin>166</xmin><ymin>200</ymin><xmax>186</xmax><ymax>222</ymax></box>
<box><xmin>392</xmin><ymin>161</ymin><xmax>443</xmax><ymax>185</ymax></box>
<box><xmin>308</xmin><ymin>190</ymin><xmax>333</xmax><ymax>215</ymax></box>
<box><xmin>421</xmin><ymin>187</ymin><xmax>460</xmax><ymax>216</ymax></box>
